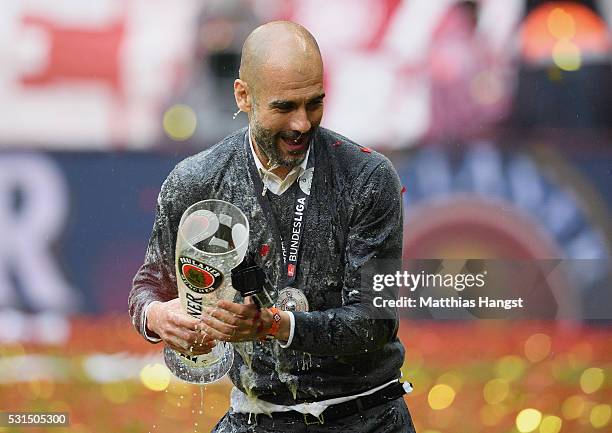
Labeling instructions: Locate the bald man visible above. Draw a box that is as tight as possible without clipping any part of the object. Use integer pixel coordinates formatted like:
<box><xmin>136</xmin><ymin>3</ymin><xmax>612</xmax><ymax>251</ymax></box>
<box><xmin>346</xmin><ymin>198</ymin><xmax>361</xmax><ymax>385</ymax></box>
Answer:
<box><xmin>130</xmin><ymin>21</ymin><xmax>416</xmax><ymax>432</ymax></box>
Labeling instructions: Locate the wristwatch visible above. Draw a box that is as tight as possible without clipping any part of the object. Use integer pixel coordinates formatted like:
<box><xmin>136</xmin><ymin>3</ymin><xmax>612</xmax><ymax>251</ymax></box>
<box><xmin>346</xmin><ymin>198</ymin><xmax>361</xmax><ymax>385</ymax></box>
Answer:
<box><xmin>264</xmin><ymin>307</ymin><xmax>282</xmax><ymax>341</ymax></box>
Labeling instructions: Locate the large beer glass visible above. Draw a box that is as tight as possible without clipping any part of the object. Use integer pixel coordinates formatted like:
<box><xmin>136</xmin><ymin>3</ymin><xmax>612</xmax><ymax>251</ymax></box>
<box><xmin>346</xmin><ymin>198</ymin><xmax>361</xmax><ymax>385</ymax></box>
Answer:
<box><xmin>164</xmin><ymin>200</ymin><xmax>249</xmax><ymax>383</ymax></box>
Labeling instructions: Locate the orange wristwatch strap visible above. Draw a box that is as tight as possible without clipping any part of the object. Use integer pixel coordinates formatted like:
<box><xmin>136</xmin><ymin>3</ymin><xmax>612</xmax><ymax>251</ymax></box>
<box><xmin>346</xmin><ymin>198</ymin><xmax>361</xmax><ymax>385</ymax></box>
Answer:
<box><xmin>266</xmin><ymin>307</ymin><xmax>282</xmax><ymax>338</ymax></box>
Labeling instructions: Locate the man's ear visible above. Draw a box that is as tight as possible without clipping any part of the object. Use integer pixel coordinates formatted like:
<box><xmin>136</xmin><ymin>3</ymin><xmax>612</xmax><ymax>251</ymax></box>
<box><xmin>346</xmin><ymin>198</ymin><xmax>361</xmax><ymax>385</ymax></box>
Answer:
<box><xmin>234</xmin><ymin>79</ymin><xmax>253</xmax><ymax>113</ymax></box>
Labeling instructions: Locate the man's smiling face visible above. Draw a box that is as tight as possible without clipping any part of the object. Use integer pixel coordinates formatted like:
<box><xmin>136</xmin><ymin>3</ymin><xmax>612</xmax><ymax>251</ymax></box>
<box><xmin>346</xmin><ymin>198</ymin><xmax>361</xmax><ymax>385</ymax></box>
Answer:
<box><xmin>249</xmin><ymin>62</ymin><xmax>325</xmax><ymax>169</ymax></box>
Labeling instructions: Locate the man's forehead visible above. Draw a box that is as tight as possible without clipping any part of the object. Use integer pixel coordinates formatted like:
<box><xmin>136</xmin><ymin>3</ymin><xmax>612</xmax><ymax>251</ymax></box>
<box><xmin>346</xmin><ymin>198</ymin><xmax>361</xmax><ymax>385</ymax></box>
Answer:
<box><xmin>257</xmin><ymin>81</ymin><xmax>324</xmax><ymax>103</ymax></box>
<box><xmin>252</xmin><ymin>62</ymin><xmax>322</xmax><ymax>97</ymax></box>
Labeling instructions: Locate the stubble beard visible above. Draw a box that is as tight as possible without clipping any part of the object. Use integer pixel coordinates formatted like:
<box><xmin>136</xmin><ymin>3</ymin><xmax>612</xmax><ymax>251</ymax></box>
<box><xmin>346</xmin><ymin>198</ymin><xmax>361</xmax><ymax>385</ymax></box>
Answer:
<box><xmin>250</xmin><ymin>116</ymin><xmax>310</xmax><ymax>169</ymax></box>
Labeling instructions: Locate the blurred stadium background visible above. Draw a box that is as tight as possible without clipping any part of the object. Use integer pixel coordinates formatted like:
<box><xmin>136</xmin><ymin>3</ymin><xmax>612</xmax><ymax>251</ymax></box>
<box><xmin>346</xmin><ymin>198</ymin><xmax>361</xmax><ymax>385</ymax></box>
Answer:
<box><xmin>1</xmin><ymin>0</ymin><xmax>611</xmax><ymax>432</ymax></box>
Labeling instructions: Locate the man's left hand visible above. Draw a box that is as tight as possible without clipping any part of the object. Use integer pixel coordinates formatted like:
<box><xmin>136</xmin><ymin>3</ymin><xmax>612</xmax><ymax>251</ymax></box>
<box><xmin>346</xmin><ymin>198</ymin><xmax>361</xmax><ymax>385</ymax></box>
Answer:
<box><xmin>202</xmin><ymin>296</ymin><xmax>290</xmax><ymax>342</ymax></box>
<box><xmin>201</xmin><ymin>297</ymin><xmax>272</xmax><ymax>342</ymax></box>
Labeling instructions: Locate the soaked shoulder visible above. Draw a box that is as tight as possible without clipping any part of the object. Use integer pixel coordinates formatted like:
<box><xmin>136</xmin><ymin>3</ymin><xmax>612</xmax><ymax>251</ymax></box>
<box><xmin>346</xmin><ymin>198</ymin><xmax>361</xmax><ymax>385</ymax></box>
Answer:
<box><xmin>318</xmin><ymin>127</ymin><xmax>395</xmax><ymax>182</ymax></box>
<box><xmin>172</xmin><ymin>128</ymin><xmax>246</xmax><ymax>185</ymax></box>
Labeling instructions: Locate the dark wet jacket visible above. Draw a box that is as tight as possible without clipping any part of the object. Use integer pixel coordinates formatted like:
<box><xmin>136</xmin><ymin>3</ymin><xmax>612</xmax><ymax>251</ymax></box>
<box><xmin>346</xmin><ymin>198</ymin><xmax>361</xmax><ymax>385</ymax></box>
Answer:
<box><xmin>129</xmin><ymin>126</ymin><xmax>405</xmax><ymax>405</ymax></box>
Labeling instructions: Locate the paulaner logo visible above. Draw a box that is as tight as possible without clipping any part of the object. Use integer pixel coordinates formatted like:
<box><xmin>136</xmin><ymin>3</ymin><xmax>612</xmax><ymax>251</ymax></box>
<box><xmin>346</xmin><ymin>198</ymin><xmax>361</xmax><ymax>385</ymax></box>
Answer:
<box><xmin>178</xmin><ymin>256</ymin><xmax>223</xmax><ymax>294</ymax></box>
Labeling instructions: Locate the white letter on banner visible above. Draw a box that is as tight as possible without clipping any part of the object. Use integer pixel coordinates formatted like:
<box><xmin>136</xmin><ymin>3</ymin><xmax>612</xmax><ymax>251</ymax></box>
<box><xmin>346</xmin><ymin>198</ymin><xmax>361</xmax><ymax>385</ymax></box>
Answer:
<box><xmin>0</xmin><ymin>154</ymin><xmax>79</xmax><ymax>312</ymax></box>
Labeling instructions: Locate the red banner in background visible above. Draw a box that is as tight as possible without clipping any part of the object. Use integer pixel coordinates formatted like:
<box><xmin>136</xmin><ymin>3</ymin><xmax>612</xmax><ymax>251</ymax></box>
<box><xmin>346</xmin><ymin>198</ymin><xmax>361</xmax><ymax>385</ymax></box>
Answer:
<box><xmin>0</xmin><ymin>0</ymin><xmax>524</xmax><ymax>150</ymax></box>
<box><xmin>2</xmin><ymin>1</ymin><xmax>610</xmax><ymax>149</ymax></box>
<box><xmin>21</xmin><ymin>15</ymin><xmax>124</xmax><ymax>91</ymax></box>
<box><xmin>0</xmin><ymin>0</ymin><xmax>201</xmax><ymax>149</ymax></box>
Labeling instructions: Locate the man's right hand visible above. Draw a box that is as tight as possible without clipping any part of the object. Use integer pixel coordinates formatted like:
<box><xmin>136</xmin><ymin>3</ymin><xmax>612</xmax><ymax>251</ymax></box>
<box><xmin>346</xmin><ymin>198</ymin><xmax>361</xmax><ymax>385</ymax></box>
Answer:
<box><xmin>146</xmin><ymin>298</ymin><xmax>216</xmax><ymax>356</ymax></box>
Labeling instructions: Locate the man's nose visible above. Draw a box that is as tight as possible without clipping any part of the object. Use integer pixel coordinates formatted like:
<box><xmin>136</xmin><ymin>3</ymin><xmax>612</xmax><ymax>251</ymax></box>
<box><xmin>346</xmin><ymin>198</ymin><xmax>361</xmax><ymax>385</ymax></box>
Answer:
<box><xmin>289</xmin><ymin>107</ymin><xmax>311</xmax><ymax>133</ymax></box>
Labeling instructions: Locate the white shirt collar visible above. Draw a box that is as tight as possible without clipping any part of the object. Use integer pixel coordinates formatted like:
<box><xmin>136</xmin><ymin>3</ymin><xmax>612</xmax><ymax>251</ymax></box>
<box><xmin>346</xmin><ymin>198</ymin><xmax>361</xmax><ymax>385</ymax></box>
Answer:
<box><xmin>248</xmin><ymin>127</ymin><xmax>311</xmax><ymax>195</ymax></box>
